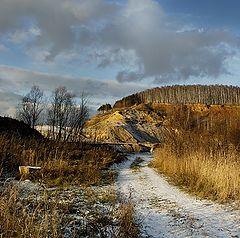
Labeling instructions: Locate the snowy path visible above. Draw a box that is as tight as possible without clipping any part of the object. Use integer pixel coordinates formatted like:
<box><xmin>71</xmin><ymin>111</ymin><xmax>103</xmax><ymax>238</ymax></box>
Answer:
<box><xmin>115</xmin><ymin>153</ymin><xmax>240</xmax><ymax>238</ymax></box>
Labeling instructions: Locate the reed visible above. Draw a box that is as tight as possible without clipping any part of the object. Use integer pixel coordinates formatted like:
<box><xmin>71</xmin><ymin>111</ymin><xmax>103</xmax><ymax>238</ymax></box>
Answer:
<box><xmin>153</xmin><ymin>104</ymin><xmax>240</xmax><ymax>203</ymax></box>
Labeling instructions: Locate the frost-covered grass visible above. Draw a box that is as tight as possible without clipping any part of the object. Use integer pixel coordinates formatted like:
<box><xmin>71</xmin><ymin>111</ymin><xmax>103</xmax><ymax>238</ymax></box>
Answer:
<box><xmin>0</xmin><ymin>182</ymin><xmax>140</xmax><ymax>238</ymax></box>
<box><xmin>0</xmin><ymin>185</ymin><xmax>62</xmax><ymax>238</ymax></box>
<box><xmin>0</xmin><ymin>133</ymin><xmax>140</xmax><ymax>237</ymax></box>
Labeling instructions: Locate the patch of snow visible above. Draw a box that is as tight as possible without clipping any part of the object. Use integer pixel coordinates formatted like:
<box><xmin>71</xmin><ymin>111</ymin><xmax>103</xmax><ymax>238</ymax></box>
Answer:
<box><xmin>115</xmin><ymin>153</ymin><xmax>240</xmax><ymax>238</ymax></box>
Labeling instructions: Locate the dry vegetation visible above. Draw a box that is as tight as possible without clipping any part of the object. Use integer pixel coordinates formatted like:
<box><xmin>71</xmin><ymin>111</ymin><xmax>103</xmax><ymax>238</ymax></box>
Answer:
<box><xmin>117</xmin><ymin>200</ymin><xmax>140</xmax><ymax>238</ymax></box>
<box><xmin>152</xmin><ymin>104</ymin><xmax>240</xmax><ymax>203</ymax></box>
<box><xmin>114</xmin><ymin>85</ymin><xmax>240</xmax><ymax>108</ymax></box>
<box><xmin>0</xmin><ymin>183</ymin><xmax>140</xmax><ymax>238</ymax></box>
<box><xmin>0</xmin><ymin>131</ymin><xmax>141</xmax><ymax>237</ymax></box>
<box><xmin>0</xmin><ymin>134</ymin><xmax>124</xmax><ymax>186</ymax></box>
<box><xmin>0</xmin><ymin>185</ymin><xmax>62</xmax><ymax>238</ymax></box>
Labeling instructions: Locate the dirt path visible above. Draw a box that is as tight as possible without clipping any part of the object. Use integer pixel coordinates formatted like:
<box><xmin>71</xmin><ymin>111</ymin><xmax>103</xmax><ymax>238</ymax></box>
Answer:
<box><xmin>115</xmin><ymin>153</ymin><xmax>240</xmax><ymax>238</ymax></box>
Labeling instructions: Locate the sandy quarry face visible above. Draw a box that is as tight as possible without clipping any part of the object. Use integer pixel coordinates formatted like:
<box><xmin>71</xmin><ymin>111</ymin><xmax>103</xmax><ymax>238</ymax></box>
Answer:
<box><xmin>84</xmin><ymin>104</ymin><xmax>164</xmax><ymax>150</ymax></box>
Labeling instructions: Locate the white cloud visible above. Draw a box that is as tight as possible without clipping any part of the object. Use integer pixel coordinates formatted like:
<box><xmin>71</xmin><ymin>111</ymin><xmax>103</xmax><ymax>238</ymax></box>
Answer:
<box><xmin>0</xmin><ymin>65</ymin><xmax>147</xmax><ymax>116</ymax></box>
<box><xmin>7</xmin><ymin>26</ymin><xmax>41</xmax><ymax>44</ymax></box>
<box><xmin>95</xmin><ymin>0</ymin><xmax>240</xmax><ymax>82</ymax></box>
<box><xmin>0</xmin><ymin>44</ymin><xmax>8</xmax><ymax>52</ymax></box>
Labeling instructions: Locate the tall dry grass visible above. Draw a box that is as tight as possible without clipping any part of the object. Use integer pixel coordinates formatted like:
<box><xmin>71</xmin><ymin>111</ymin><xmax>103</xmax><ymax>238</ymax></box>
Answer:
<box><xmin>153</xmin><ymin>144</ymin><xmax>240</xmax><ymax>202</ymax></box>
<box><xmin>0</xmin><ymin>185</ymin><xmax>62</xmax><ymax>238</ymax></box>
<box><xmin>0</xmin><ymin>185</ymin><xmax>140</xmax><ymax>238</ymax></box>
<box><xmin>117</xmin><ymin>200</ymin><xmax>140</xmax><ymax>238</ymax></box>
<box><xmin>153</xmin><ymin>104</ymin><xmax>240</xmax><ymax>203</ymax></box>
<box><xmin>0</xmin><ymin>134</ymin><xmax>124</xmax><ymax>186</ymax></box>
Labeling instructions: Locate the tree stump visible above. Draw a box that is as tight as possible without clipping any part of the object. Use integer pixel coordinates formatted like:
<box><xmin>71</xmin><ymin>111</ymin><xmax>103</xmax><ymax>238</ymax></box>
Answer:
<box><xmin>19</xmin><ymin>166</ymin><xmax>41</xmax><ymax>180</ymax></box>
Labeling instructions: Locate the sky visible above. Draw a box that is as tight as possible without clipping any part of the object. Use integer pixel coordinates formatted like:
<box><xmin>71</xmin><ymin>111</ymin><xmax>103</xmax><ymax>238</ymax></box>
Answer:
<box><xmin>0</xmin><ymin>0</ymin><xmax>240</xmax><ymax>116</ymax></box>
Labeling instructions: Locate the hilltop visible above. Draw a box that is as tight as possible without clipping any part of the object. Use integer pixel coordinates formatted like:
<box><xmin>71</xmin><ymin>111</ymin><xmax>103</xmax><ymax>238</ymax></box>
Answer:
<box><xmin>114</xmin><ymin>85</ymin><xmax>240</xmax><ymax>108</ymax></box>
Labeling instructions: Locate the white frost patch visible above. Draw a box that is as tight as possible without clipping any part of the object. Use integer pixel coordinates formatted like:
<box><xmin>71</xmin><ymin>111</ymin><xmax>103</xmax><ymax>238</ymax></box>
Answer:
<box><xmin>115</xmin><ymin>153</ymin><xmax>240</xmax><ymax>238</ymax></box>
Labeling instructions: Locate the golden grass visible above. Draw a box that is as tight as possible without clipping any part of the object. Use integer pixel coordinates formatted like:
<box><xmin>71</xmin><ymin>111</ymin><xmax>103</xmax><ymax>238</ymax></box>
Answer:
<box><xmin>153</xmin><ymin>145</ymin><xmax>240</xmax><ymax>202</ymax></box>
<box><xmin>0</xmin><ymin>134</ymin><xmax>124</xmax><ymax>186</ymax></box>
<box><xmin>0</xmin><ymin>132</ymin><xmax>139</xmax><ymax>237</ymax></box>
<box><xmin>40</xmin><ymin>158</ymin><xmax>102</xmax><ymax>187</ymax></box>
<box><xmin>0</xmin><ymin>184</ymin><xmax>140</xmax><ymax>238</ymax></box>
<box><xmin>117</xmin><ymin>200</ymin><xmax>140</xmax><ymax>238</ymax></box>
<box><xmin>152</xmin><ymin>104</ymin><xmax>240</xmax><ymax>203</ymax></box>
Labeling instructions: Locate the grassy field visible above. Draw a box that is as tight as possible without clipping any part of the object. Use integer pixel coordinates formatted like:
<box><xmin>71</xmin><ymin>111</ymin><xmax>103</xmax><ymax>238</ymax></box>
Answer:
<box><xmin>152</xmin><ymin>104</ymin><xmax>240</xmax><ymax>203</ymax></box>
<box><xmin>0</xmin><ymin>134</ymin><xmax>125</xmax><ymax>185</ymax></box>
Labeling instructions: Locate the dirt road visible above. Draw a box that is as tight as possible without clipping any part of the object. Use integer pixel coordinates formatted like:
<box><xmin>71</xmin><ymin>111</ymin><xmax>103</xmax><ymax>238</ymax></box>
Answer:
<box><xmin>115</xmin><ymin>153</ymin><xmax>240</xmax><ymax>238</ymax></box>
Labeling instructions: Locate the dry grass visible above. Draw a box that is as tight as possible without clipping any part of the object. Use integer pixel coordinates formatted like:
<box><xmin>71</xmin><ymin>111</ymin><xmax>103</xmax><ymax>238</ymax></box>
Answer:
<box><xmin>152</xmin><ymin>104</ymin><xmax>240</xmax><ymax>203</ymax></box>
<box><xmin>0</xmin><ymin>184</ymin><xmax>140</xmax><ymax>238</ymax></box>
<box><xmin>153</xmin><ymin>144</ymin><xmax>240</xmax><ymax>202</ymax></box>
<box><xmin>0</xmin><ymin>134</ymin><xmax>124</xmax><ymax>186</ymax></box>
<box><xmin>117</xmin><ymin>200</ymin><xmax>140</xmax><ymax>238</ymax></box>
<box><xmin>0</xmin><ymin>132</ymin><xmax>139</xmax><ymax>237</ymax></box>
<box><xmin>0</xmin><ymin>185</ymin><xmax>62</xmax><ymax>238</ymax></box>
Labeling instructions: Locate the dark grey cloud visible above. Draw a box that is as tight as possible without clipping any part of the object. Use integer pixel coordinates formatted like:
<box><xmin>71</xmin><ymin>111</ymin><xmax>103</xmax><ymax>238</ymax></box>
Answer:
<box><xmin>92</xmin><ymin>0</ymin><xmax>240</xmax><ymax>82</ymax></box>
<box><xmin>0</xmin><ymin>0</ymin><xmax>239</xmax><ymax>84</ymax></box>
<box><xmin>0</xmin><ymin>0</ymin><xmax>117</xmax><ymax>58</ymax></box>
<box><xmin>117</xmin><ymin>71</ymin><xmax>144</xmax><ymax>83</ymax></box>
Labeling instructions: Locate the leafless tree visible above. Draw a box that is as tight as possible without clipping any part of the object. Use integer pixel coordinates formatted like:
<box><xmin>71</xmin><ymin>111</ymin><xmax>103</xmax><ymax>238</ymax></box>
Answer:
<box><xmin>67</xmin><ymin>92</ymin><xmax>89</xmax><ymax>142</ymax></box>
<box><xmin>48</xmin><ymin>86</ymin><xmax>73</xmax><ymax>141</ymax></box>
<box><xmin>48</xmin><ymin>87</ymin><xmax>89</xmax><ymax>141</ymax></box>
<box><xmin>17</xmin><ymin>85</ymin><xmax>44</xmax><ymax>129</ymax></box>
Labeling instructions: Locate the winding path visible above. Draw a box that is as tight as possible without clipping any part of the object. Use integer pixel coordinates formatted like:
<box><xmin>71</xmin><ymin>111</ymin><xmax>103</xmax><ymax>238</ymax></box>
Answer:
<box><xmin>115</xmin><ymin>153</ymin><xmax>240</xmax><ymax>238</ymax></box>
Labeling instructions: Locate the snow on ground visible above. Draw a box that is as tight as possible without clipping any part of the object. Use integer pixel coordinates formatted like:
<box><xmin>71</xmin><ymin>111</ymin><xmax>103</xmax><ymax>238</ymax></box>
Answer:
<box><xmin>115</xmin><ymin>153</ymin><xmax>240</xmax><ymax>238</ymax></box>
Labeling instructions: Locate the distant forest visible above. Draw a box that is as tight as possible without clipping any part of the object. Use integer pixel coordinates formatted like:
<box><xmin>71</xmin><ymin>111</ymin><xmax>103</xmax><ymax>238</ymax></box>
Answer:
<box><xmin>114</xmin><ymin>85</ymin><xmax>240</xmax><ymax>108</ymax></box>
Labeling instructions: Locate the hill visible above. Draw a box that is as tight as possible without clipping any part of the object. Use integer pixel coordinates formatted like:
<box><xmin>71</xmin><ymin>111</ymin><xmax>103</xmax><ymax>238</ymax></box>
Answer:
<box><xmin>85</xmin><ymin>101</ymin><xmax>240</xmax><ymax>151</ymax></box>
<box><xmin>85</xmin><ymin>104</ymin><xmax>164</xmax><ymax>151</ymax></box>
<box><xmin>0</xmin><ymin>116</ymin><xmax>44</xmax><ymax>139</ymax></box>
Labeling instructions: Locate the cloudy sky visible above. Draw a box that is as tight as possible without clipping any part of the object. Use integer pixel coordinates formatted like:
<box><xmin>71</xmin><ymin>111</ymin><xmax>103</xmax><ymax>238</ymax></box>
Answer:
<box><xmin>0</xmin><ymin>0</ymin><xmax>240</xmax><ymax>116</ymax></box>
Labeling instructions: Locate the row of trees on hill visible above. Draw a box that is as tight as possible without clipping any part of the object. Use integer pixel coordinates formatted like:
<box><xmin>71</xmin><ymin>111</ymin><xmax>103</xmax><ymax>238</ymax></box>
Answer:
<box><xmin>16</xmin><ymin>86</ymin><xmax>89</xmax><ymax>142</ymax></box>
<box><xmin>114</xmin><ymin>85</ymin><xmax>240</xmax><ymax>108</ymax></box>
<box><xmin>97</xmin><ymin>104</ymin><xmax>112</xmax><ymax>113</ymax></box>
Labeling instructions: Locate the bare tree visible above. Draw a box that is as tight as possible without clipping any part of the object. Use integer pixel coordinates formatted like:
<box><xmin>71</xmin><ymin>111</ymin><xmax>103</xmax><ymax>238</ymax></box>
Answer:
<box><xmin>17</xmin><ymin>85</ymin><xmax>44</xmax><ymax>129</ymax></box>
<box><xmin>48</xmin><ymin>86</ymin><xmax>73</xmax><ymax>141</ymax></box>
<box><xmin>67</xmin><ymin>92</ymin><xmax>89</xmax><ymax>142</ymax></box>
<box><xmin>48</xmin><ymin>87</ymin><xmax>89</xmax><ymax>141</ymax></box>
<box><xmin>114</xmin><ymin>85</ymin><xmax>240</xmax><ymax>108</ymax></box>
